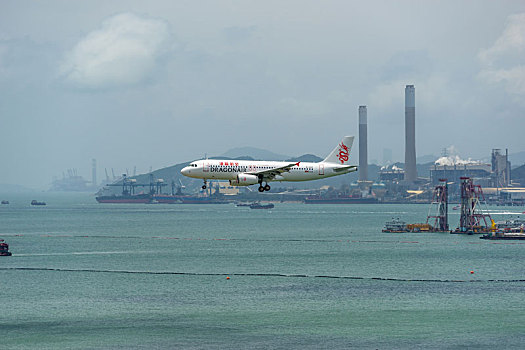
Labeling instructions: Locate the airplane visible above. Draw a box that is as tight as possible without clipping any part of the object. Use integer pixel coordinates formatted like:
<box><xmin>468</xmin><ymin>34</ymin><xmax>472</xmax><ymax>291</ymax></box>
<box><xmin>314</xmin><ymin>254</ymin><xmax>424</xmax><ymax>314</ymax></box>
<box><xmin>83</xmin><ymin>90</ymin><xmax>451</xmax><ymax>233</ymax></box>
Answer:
<box><xmin>180</xmin><ymin>136</ymin><xmax>357</xmax><ymax>192</ymax></box>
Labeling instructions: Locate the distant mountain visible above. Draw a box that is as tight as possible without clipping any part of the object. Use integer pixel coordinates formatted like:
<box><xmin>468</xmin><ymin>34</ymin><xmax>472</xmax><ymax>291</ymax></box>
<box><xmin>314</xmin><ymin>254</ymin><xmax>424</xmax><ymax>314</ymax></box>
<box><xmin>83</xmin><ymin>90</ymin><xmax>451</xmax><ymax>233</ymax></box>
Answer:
<box><xmin>287</xmin><ymin>154</ymin><xmax>323</xmax><ymax>163</ymax></box>
<box><xmin>510</xmin><ymin>151</ymin><xmax>525</xmax><ymax>167</ymax></box>
<box><xmin>221</xmin><ymin>147</ymin><xmax>290</xmax><ymax>161</ymax></box>
<box><xmin>512</xmin><ymin>164</ymin><xmax>525</xmax><ymax>186</ymax></box>
<box><xmin>0</xmin><ymin>183</ymin><xmax>36</xmax><ymax>193</ymax></box>
<box><xmin>417</xmin><ymin>154</ymin><xmax>438</xmax><ymax>164</ymax></box>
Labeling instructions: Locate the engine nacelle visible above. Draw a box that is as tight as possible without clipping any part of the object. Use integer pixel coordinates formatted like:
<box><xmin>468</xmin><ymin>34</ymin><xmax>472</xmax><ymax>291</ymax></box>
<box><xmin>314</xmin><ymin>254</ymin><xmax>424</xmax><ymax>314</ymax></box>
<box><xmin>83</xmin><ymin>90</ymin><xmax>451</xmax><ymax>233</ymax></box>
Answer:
<box><xmin>229</xmin><ymin>173</ymin><xmax>259</xmax><ymax>186</ymax></box>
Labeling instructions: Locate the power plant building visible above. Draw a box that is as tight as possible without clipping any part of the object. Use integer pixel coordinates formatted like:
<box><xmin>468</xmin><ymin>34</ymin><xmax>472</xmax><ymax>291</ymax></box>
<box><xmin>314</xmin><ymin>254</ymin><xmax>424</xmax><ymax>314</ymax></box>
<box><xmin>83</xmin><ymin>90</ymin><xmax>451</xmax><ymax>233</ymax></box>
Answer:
<box><xmin>404</xmin><ymin>85</ymin><xmax>417</xmax><ymax>182</ymax></box>
<box><xmin>430</xmin><ymin>162</ymin><xmax>492</xmax><ymax>187</ymax></box>
<box><xmin>491</xmin><ymin>149</ymin><xmax>511</xmax><ymax>187</ymax></box>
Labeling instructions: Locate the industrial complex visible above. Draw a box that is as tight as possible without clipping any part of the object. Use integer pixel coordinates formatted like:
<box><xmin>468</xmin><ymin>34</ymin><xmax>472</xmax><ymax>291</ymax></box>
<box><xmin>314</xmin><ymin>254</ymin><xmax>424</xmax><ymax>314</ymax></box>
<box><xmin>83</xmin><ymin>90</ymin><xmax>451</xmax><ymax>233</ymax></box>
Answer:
<box><xmin>48</xmin><ymin>84</ymin><xmax>525</xmax><ymax>206</ymax></box>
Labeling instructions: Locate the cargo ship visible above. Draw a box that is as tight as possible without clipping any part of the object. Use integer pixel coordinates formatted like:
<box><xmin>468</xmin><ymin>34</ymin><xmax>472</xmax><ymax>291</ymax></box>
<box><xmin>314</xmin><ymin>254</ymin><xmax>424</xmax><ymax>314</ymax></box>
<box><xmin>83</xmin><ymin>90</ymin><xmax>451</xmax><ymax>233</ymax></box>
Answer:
<box><xmin>96</xmin><ymin>193</ymin><xmax>228</xmax><ymax>204</ymax></box>
<box><xmin>249</xmin><ymin>202</ymin><xmax>274</xmax><ymax>209</ymax></box>
<box><xmin>304</xmin><ymin>196</ymin><xmax>378</xmax><ymax>204</ymax></box>
<box><xmin>95</xmin><ymin>193</ymin><xmax>153</xmax><ymax>204</ymax></box>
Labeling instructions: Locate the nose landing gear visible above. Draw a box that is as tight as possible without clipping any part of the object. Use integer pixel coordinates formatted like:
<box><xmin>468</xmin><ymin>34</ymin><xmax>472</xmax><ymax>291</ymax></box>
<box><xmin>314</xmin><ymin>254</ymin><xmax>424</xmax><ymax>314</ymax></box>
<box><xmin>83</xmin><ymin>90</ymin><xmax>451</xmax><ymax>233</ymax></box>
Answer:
<box><xmin>202</xmin><ymin>179</ymin><xmax>207</xmax><ymax>190</ymax></box>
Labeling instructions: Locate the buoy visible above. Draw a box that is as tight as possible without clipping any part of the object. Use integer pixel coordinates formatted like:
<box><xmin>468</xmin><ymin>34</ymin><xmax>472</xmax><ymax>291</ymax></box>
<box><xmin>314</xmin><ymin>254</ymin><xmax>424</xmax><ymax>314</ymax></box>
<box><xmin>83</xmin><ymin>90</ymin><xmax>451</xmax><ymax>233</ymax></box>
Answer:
<box><xmin>226</xmin><ymin>276</ymin><xmax>230</xmax><ymax>280</ymax></box>
<box><xmin>470</xmin><ymin>270</ymin><xmax>474</xmax><ymax>274</ymax></box>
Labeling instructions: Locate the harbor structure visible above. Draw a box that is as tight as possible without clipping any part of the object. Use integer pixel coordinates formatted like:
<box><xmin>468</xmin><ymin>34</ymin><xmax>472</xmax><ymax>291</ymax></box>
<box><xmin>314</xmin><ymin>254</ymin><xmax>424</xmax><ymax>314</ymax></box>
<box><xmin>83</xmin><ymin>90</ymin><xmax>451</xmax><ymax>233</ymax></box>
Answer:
<box><xmin>453</xmin><ymin>177</ymin><xmax>493</xmax><ymax>234</ymax></box>
<box><xmin>426</xmin><ymin>179</ymin><xmax>449</xmax><ymax>232</ymax></box>
<box><xmin>358</xmin><ymin>105</ymin><xmax>368</xmax><ymax>182</ymax></box>
<box><xmin>404</xmin><ymin>85</ymin><xmax>417</xmax><ymax>183</ymax></box>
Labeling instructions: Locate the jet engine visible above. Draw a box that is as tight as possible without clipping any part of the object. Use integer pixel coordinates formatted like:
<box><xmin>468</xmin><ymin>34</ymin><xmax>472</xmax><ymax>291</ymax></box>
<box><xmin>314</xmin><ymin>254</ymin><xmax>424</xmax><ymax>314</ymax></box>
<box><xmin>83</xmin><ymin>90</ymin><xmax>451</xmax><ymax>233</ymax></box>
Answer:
<box><xmin>229</xmin><ymin>173</ymin><xmax>259</xmax><ymax>186</ymax></box>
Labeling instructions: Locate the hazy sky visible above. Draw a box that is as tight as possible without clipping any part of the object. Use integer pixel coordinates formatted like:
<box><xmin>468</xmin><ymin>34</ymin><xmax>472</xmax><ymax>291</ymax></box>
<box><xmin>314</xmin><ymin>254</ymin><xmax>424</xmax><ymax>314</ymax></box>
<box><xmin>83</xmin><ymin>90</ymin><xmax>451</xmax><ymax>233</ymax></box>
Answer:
<box><xmin>1</xmin><ymin>1</ymin><xmax>525</xmax><ymax>188</ymax></box>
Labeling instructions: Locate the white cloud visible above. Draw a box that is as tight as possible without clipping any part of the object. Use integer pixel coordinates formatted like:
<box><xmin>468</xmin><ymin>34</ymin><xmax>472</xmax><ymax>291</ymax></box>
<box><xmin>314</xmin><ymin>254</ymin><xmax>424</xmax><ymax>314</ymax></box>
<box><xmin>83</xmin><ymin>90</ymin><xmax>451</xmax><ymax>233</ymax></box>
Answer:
<box><xmin>478</xmin><ymin>13</ymin><xmax>525</xmax><ymax>97</ymax></box>
<box><xmin>478</xmin><ymin>65</ymin><xmax>525</xmax><ymax>96</ymax></box>
<box><xmin>60</xmin><ymin>13</ymin><xmax>170</xmax><ymax>89</ymax></box>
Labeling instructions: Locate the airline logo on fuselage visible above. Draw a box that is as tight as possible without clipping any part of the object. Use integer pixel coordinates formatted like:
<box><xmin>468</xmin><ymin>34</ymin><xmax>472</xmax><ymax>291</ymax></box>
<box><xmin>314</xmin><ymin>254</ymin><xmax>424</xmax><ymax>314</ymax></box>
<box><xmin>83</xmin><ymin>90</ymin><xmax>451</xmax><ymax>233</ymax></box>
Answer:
<box><xmin>337</xmin><ymin>142</ymin><xmax>349</xmax><ymax>164</ymax></box>
<box><xmin>210</xmin><ymin>162</ymin><xmax>248</xmax><ymax>173</ymax></box>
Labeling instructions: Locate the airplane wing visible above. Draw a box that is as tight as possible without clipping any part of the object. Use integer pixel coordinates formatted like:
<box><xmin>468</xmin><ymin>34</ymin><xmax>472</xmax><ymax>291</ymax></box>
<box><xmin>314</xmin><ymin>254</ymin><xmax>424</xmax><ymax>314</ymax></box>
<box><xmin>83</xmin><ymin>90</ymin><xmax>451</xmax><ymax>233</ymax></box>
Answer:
<box><xmin>249</xmin><ymin>162</ymin><xmax>299</xmax><ymax>180</ymax></box>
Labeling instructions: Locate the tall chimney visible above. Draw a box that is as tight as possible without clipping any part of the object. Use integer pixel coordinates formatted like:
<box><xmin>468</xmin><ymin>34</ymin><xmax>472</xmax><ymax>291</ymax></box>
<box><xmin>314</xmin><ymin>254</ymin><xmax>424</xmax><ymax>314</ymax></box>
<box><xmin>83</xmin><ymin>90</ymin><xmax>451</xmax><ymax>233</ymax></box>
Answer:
<box><xmin>358</xmin><ymin>106</ymin><xmax>368</xmax><ymax>181</ymax></box>
<box><xmin>92</xmin><ymin>159</ymin><xmax>97</xmax><ymax>187</ymax></box>
<box><xmin>404</xmin><ymin>85</ymin><xmax>417</xmax><ymax>182</ymax></box>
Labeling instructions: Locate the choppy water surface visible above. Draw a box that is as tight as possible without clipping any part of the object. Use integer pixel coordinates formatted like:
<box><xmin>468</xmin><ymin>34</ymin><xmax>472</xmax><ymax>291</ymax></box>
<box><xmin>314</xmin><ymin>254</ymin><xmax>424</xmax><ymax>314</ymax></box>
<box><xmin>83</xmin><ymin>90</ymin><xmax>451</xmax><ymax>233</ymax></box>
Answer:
<box><xmin>1</xmin><ymin>193</ymin><xmax>524</xmax><ymax>349</ymax></box>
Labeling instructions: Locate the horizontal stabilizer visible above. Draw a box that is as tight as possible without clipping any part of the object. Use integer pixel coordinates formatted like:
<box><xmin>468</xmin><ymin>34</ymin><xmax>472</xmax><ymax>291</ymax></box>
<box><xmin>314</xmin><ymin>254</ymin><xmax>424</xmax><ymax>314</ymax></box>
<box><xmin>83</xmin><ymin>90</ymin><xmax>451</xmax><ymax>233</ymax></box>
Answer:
<box><xmin>334</xmin><ymin>165</ymin><xmax>358</xmax><ymax>173</ymax></box>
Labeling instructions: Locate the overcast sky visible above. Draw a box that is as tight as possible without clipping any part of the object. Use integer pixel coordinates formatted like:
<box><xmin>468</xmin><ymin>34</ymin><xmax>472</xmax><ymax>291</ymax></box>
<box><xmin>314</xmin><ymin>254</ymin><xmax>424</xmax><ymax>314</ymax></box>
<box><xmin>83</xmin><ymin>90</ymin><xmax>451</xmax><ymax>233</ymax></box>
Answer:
<box><xmin>1</xmin><ymin>0</ymin><xmax>525</xmax><ymax>188</ymax></box>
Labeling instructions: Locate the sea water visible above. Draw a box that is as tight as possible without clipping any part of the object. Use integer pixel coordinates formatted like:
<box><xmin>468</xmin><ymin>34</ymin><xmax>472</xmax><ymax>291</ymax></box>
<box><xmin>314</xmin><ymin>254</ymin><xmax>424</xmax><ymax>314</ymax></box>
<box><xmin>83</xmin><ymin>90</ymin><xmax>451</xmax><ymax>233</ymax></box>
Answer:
<box><xmin>1</xmin><ymin>192</ymin><xmax>524</xmax><ymax>349</ymax></box>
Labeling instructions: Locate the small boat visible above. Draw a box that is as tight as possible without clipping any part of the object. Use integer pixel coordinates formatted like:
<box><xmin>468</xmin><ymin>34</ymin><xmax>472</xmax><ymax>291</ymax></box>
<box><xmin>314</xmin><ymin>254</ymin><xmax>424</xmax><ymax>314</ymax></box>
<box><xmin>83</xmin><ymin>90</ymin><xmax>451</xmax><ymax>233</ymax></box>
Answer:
<box><xmin>249</xmin><ymin>203</ymin><xmax>274</xmax><ymax>209</ymax></box>
<box><xmin>0</xmin><ymin>239</ymin><xmax>12</xmax><ymax>256</ymax></box>
<box><xmin>236</xmin><ymin>202</ymin><xmax>252</xmax><ymax>207</ymax></box>
<box><xmin>1</xmin><ymin>200</ymin><xmax>9</xmax><ymax>205</ymax></box>
<box><xmin>31</xmin><ymin>200</ymin><xmax>46</xmax><ymax>206</ymax></box>
<box><xmin>452</xmin><ymin>205</ymin><xmax>460</xmax><ymax>210</ymax></box>
<box><xmin>382</xmin><ymin>218</ymin><xmax>408</xmax><ymax>233</ymax></box>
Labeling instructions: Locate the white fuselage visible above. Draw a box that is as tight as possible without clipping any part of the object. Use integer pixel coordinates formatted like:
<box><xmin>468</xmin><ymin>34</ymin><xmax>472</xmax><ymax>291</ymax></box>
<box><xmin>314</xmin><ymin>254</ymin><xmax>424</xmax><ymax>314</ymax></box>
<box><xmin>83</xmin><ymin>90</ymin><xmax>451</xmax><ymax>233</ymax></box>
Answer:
<box><xmin>181</xmin><ymin>159</ymin><xmax>352</xmax><ymax>183</ymax></box>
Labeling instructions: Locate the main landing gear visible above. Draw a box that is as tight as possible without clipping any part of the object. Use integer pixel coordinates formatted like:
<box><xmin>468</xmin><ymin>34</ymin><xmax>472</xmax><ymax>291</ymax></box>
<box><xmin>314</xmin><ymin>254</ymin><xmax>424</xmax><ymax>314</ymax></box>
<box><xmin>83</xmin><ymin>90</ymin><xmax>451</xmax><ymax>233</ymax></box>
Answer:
<box><xmin>202</xmin><ymin>179</ymin><xmax>207</xmax><ymax>190</ymax></box>
<box><xmin>258</xmin><ymin>183</ymin><xmax>271</xmax><ymax>192</ymax></box>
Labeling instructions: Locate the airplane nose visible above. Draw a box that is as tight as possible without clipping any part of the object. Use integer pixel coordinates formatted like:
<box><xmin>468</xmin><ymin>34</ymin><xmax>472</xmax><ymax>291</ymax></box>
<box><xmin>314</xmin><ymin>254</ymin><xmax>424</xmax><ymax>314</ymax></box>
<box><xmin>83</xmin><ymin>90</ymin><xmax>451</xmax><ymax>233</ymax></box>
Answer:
<box><xmin>181</xmin><ymin>167</ymin><xmax>190</xmax><ymax>176</ymax></box>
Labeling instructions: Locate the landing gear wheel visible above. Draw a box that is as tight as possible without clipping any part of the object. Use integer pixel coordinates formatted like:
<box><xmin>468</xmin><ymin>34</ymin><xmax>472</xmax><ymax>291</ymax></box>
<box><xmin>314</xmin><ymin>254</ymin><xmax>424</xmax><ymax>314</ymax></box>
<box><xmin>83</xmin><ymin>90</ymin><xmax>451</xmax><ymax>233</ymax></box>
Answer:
<box><xmin>264</xmin><ymin>184</ymin><xmax>271</xmax><ymax>191</ymax></box>
<box><xmin>202</xmin><ymin>185</ymin><xmax>207</xmax><ymax>190</ymax></box>
<box><xmin>258</xmin><ymin>186</ymin><xmax>265</xmax><ymax>192</ymax></box>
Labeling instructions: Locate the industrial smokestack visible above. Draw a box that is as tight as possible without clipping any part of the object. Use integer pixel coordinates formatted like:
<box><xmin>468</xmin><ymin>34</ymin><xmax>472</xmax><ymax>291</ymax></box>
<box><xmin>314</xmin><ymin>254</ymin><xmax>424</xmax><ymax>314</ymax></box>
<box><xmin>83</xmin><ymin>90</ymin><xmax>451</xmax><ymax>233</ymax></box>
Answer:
<box><xmin>404</xmin><ymin>85</ymin><xmax>417</xmax><ymax>182</ymax></box>
<box><xmin>92</xmin><ymin>159</ymin><xmax>97</xmax><ymax>187</ymax></box>
<box><xmin>358</xmin><ymin>106</ymin><xmax>368</xmax><ymax>181</ymax></box>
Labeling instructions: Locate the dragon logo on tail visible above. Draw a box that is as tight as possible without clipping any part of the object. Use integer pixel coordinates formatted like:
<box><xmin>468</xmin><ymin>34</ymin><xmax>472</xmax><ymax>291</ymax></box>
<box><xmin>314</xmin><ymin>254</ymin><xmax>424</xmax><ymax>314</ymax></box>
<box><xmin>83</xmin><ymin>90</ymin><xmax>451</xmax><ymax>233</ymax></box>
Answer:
<box><xmin>337</xmin><ymin>142</ymin><xmax>349</xmax><ymax>164</ymax></box>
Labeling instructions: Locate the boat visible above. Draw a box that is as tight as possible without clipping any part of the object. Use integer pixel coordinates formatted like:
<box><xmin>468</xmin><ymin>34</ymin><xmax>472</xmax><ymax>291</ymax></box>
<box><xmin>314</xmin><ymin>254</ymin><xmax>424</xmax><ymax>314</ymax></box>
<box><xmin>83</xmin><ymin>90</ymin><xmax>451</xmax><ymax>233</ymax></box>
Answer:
<box><xmin>481</xmin><ymin>226</ymin><xmax>525</xmax><ymax>240</ymax></box>
<box><xmin>236</xmin><ymin>202</ymin><xmax>252</xmax><ymax>207</ymax></box>
<box><xmin>452</xmin><ymin>205</ymin><xmax>460</xmax><ymax>210</ymax></box>
<box><xmin>495</xmin><ymin>218</ymin><xmax>525</xmax><ymax>230</ymax></box>
<box><xmin>382</xmin><ymin>218</ymin><xmax>408</xmax><ymax>233</ymax></box>
<box><xmin>249</xmin><ymin>202</ymin><xmax>274</xmax><ymax>209</ymax></box>
<box><xmin>0</xmin><ymin>239</ymin><xmax>12</xmax><ymax>256</ymax></box>
<box><xmin>1</xmin><ymin>200</ymin><xmax>8</xmax><ymax>204</ymax></box>
<box><xmin>31</xmin><ymin>200</ymin><xmax>46</xmax><ymax>206</ymax></box>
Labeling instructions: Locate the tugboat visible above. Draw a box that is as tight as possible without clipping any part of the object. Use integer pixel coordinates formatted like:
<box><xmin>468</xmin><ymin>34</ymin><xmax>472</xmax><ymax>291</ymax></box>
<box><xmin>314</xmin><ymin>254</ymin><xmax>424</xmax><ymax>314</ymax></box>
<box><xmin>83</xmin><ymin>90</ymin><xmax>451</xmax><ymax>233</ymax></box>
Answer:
<box><xmin>31</xmin><ymin>200</ymin><xmax>46</xmax><ymax>206</ymax></box>
<box><xmin>0</xmin><ymin>239</ymin><xmax>12</xmax><ymax>256</ymax></box>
